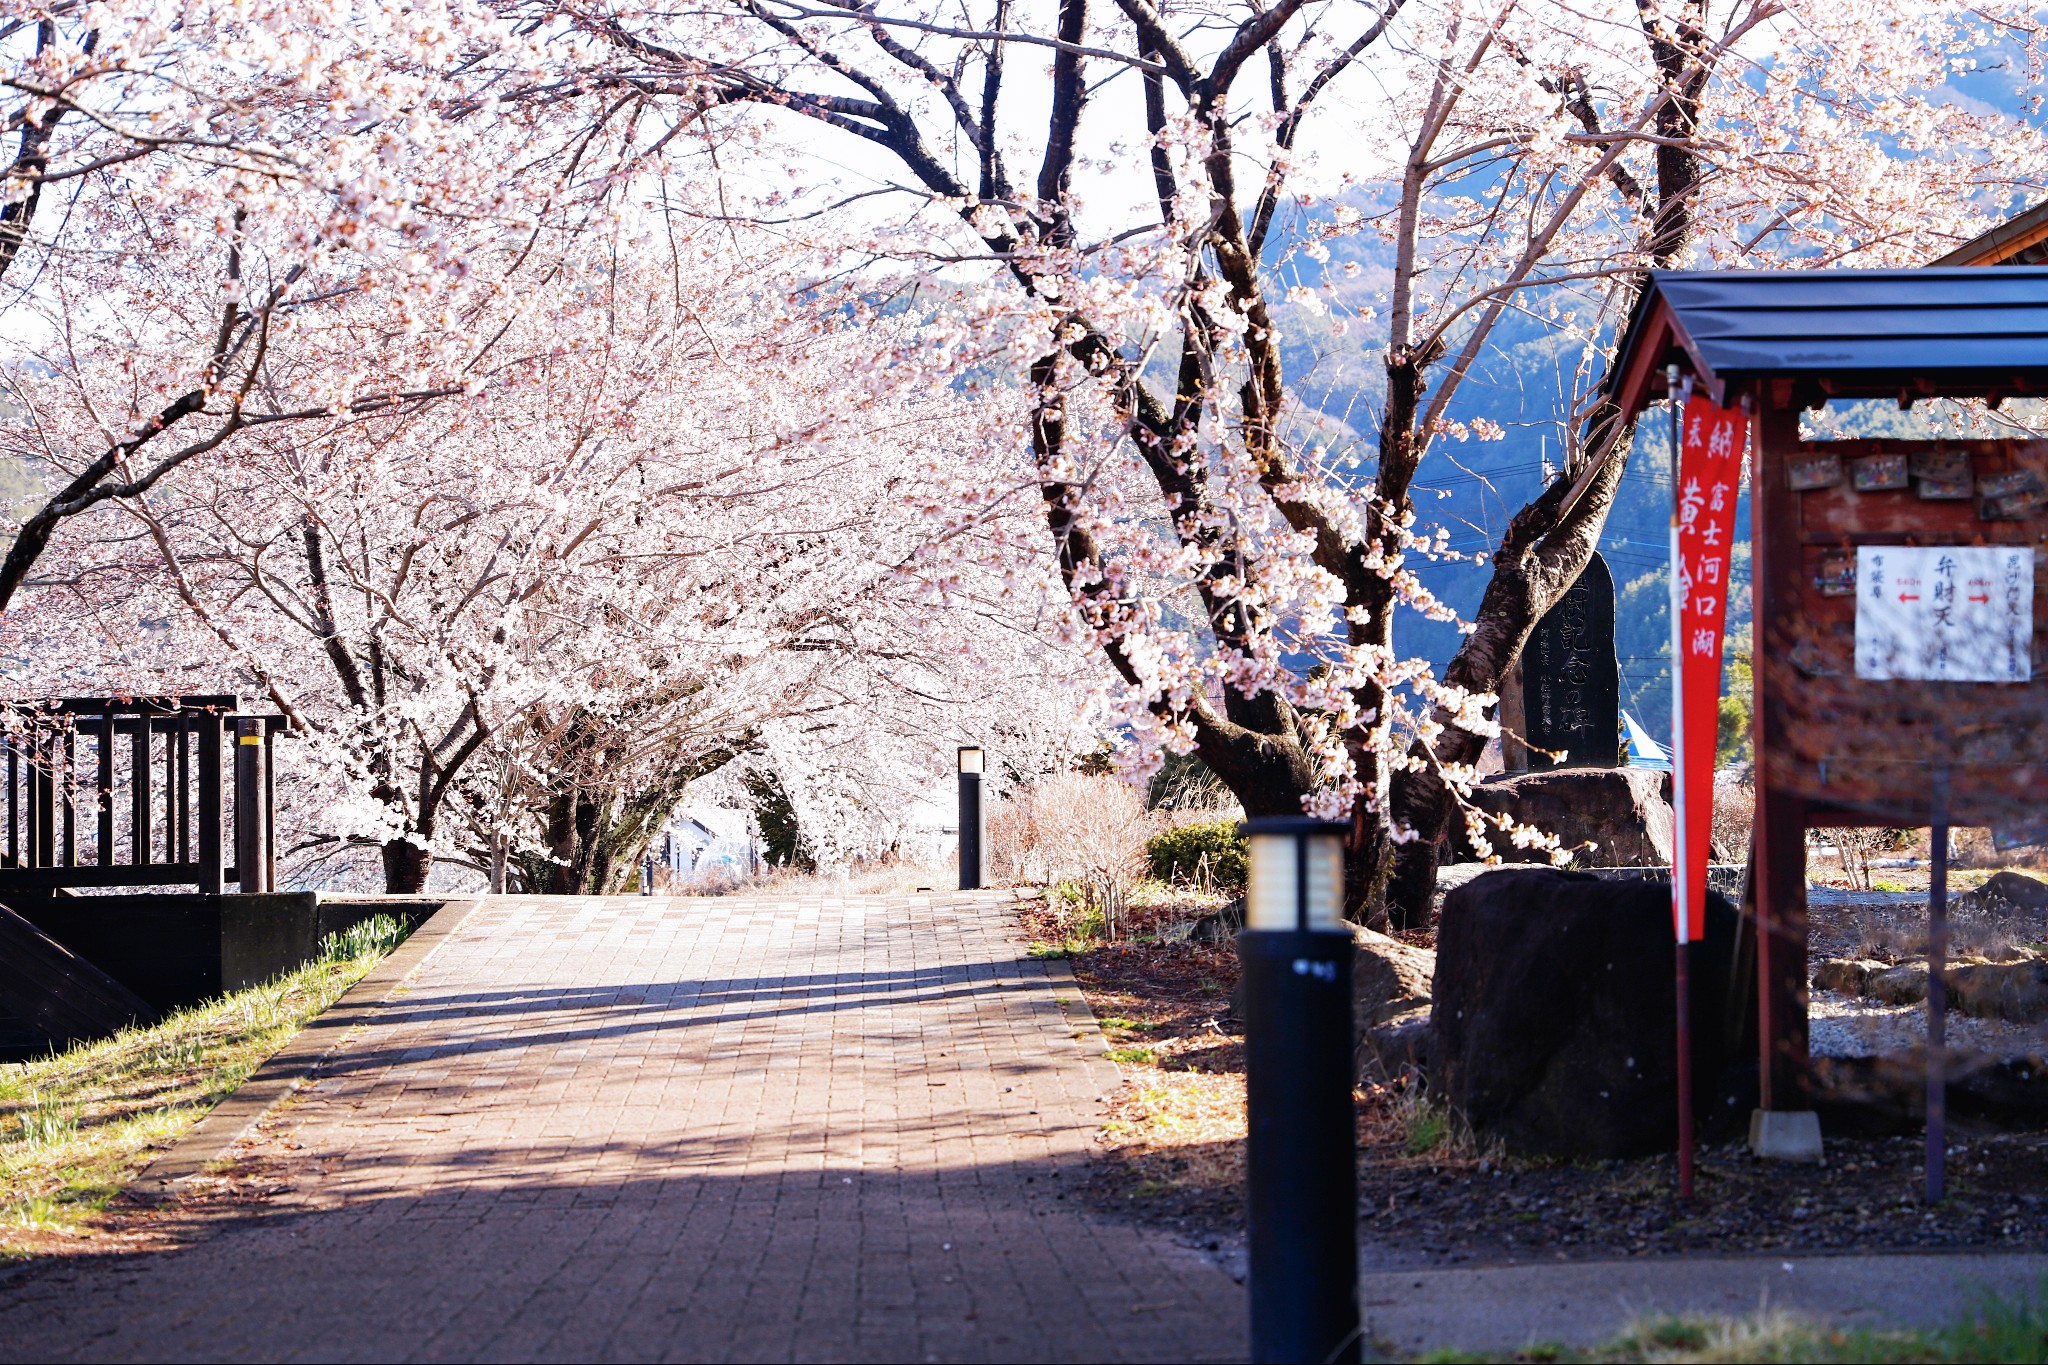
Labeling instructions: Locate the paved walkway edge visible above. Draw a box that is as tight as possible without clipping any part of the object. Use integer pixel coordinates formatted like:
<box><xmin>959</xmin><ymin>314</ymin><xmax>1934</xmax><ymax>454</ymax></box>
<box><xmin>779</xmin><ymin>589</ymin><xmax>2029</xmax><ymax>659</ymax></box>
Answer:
<box><xmin>134</xmin><ymin>897</ymin><xmax>486</xmax><ymax>1193</ymax></box>
<box><xmin>1039</xmin><ymin>952</ymin><xmax>1127</xmax><ymax>1099</ymax></box>
<box><xmin>1361</xmin><ymin>1249</ymin><xmax>2048</xmax><ymax>1354</ymax></box>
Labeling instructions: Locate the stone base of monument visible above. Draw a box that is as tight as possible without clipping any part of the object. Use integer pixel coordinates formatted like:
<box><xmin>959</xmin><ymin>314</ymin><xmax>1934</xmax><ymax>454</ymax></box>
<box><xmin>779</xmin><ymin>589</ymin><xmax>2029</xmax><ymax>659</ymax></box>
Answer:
<box><xmin>1450</xmin><ymin>767</ymin><xmax>1674</xmax><ymax>867</ymax></box>
<box><xmin>1749</xmin><ymin>1108</ymin><xmax>1824</xmax><ymax>1161</ymax></box>
<box><xmin>1433</xmin><ymin>867</ymin><xmax>1749</xmax><ymax>1159</ymax></box>
<box><xmin>1579</xmin><ymin>863</ymin><xmax>1747</xmax><ymax>899</ymax></box>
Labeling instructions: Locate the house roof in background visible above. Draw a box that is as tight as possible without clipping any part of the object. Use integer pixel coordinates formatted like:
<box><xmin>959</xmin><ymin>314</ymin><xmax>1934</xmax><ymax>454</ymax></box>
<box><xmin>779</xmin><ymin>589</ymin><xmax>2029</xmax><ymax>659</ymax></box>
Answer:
<box><xmin>1606</xmin><ymin>267</ymin><xmax>2048</xmax><ymax>418</ymax></box>
<box><xmin>1930</xmin><ymin>200</ymin><xmax>2048</xmax><ymax>267</ymax></box>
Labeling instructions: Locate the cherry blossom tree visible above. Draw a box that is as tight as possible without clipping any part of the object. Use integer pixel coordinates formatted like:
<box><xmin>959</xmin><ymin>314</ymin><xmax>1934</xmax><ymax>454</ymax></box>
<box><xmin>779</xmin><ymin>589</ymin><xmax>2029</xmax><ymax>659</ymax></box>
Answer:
<box><xmin>0</xmin><ymin>0</ymin><xmax>644</xmax><ymax>609</ymax></box>
<box><xmin>2</xmin><ymin>201</ymin><xmax>1105</xmax><ymax>891</ymax></box>
<box><xmin>515</xmin><ymin>0</ymin><xmax>2048</xmax><ymax>923</ymax></box>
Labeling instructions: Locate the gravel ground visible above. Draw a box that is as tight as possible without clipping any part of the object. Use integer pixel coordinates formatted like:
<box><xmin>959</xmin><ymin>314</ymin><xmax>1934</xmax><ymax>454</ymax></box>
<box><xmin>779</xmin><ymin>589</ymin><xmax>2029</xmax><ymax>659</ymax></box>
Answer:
<box><xmin>1353</xmin><ymin>1120</ymin><xmax>2048</xmax><ymax>1271</ymax></box>
<box><xmin>1807</xmin><ymin>892</ymin><xmax>2048</xmax><ymax>1061</ymax></box>
<box><xmin>1811</xmin><ymin>989</ymin><xmax>2048</xmax><ymax>1059</ymax></box>
<box><xmin>1058</xmin><ymin>895</ymin><xmax>2048</xmax><ymax>1276</ymax></box>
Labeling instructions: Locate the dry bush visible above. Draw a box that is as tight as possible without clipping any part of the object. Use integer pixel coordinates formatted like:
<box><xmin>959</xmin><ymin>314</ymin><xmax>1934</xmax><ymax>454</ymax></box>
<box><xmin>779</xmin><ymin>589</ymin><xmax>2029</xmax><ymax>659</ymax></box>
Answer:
<box><xmin>988</xmin><ymin>772</ymin><xmax>1152</xmax><ymax>934</ymax></box>
<box><xmin>1711</xmin><ymin>776</ymin><xmax>1754</xmax><ymax>863</ymax></box>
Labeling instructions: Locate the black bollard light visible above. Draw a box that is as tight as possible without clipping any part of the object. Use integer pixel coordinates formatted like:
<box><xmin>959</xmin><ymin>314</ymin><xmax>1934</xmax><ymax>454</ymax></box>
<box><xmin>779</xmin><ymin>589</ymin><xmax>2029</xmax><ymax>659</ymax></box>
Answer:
<box><xmin>957</xmin><ymin>745</ymin><xmax>985</xmax><ymax>891</ymax></box>
<box><xmin>1239</xmin><ymin>817</ymin><xmax>1359</xmax><ymax>1365</ymax></box>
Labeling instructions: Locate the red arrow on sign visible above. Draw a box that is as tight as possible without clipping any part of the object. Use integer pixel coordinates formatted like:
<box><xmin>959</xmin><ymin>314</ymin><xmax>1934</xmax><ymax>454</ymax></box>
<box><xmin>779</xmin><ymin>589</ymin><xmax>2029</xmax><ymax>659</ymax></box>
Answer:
<box><xmin>1899</xmin><ymin>593</ymin><xmax>1921</xmax><ymax>601</ymax></box>
<box><xmin>1969</xmin><ymin>593</ymin><xmax>1990</xmax><ymax>603</ymax></box>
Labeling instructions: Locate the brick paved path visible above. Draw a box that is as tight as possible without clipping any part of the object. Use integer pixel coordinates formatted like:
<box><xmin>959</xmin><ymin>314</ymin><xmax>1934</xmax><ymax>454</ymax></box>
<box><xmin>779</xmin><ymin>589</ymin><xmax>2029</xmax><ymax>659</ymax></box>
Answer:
<box><xmin>0</xmin><ymin>894</ymin><xmax>1242</xmax><ymax>1363</ymax></box>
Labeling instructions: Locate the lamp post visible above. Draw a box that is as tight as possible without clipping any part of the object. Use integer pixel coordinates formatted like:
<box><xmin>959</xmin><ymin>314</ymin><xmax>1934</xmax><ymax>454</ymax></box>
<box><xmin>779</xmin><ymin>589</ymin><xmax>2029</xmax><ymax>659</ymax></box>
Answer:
<box><xmin>1238</xmin><ymin>817</ymin><xmax>1359</xmax><ymax>1365</ymax></box>
<box><xmin>957</xmin><ymin>746</ymin><xmax>985</xmax><ymax>891</ymax></box>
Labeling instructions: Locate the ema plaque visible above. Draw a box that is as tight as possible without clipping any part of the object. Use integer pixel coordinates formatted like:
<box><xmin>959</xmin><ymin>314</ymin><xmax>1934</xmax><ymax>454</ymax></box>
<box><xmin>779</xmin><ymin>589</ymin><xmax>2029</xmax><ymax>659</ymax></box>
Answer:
<box><xmin>1522</xmin><ymin>551</ymin><xmax>1621</xmax><ymax>769</ymax></box>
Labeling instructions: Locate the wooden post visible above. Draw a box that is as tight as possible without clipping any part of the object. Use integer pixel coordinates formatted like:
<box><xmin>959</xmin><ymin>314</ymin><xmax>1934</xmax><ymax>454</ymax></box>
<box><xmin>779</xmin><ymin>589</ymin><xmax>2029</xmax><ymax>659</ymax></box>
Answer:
<box><xmin>176</xmin><ymin>719</ymin><xmax>191</xmax><ymax>865</ymax></box>
<box><xmin>131</xmin><ymin>717</ymin><xmax>152</xmax><ymax>866</ymax></box>
<box><xmin>1748</xmin><ymin>396</ymin><xmax>1819</xmax><ymax>1156</ymax></box>
<box><xmin>234</xmin><ymin>717</ymin><xmax>268</xmax><ymax>893</ymax></box>
<box><xmin>264</xmin><ymin>725</ymin><xmax>277</xmax><ymax>891</ymax></box>
<box><xmin>7</xmin><ymin>733</ymin><xmax>17</xmax><ymax>868</ymax></box>
<box><xmin>162</xmin><ymin>717</ymin><xmax>176</xmax><ymax>866</ymax></box>
<box><xmin>197</xmin><ymin>711</ymin><xmax>224</xmax><ymax>895</ymax></box>
<box><xmin>33</xmin><ymin>730</ymin><xmax>54</xmax><ymax>868</ymax></box>
<box><xmin>60</xmin><ymin>728</ymin><xmax>75</xmax><ymax>867</ymax></box>
<box><xmin>96</xmin><ymin>713</ymin><xmax>114</xmax><ymax>866</ymax></box>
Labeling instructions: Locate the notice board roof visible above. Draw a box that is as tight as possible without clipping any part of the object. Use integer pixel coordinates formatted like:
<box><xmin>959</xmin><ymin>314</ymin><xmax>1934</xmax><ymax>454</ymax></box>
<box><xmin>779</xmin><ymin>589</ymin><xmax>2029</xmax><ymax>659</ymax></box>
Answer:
<box><xmin>1607</xmin><ymin>266</ymin><xmax>2048</xmax><ymax>418</ymax></box>
<box><xmin>1930</xmin><ymin>199</ymin><xmax>2048</xmax><ymax>266</ymax></box>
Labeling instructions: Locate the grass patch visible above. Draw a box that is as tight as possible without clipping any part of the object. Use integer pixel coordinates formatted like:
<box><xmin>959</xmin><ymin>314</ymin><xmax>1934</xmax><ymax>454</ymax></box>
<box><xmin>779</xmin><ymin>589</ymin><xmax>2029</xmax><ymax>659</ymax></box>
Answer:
<box><xmin>1413</xmin><ymin>1281</ymin><xmax>2048</xmax><ymax>1362</ymax></box>
<box><xmin>1403</xmin><ymin>1106</ymin><xmax>1451</xmax><ymax>1156</ymax></box>
<box><xmin>0</xmin><ymin>914</ymin><xmax>411</xmax><ymax>1252</ymax></box>
<box><xmin>1105</xmin><ymin>1046</ymin><xmax>1158</xmax><ymax>1066</ymax></box>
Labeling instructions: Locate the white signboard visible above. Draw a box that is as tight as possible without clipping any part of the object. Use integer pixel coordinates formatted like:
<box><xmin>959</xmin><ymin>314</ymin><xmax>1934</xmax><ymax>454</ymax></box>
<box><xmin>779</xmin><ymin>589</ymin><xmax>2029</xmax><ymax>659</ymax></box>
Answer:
<box><xmin>1855</xmin><ymin>546</ymin><xmax>2033</xmax><ymax>682</ymax></box>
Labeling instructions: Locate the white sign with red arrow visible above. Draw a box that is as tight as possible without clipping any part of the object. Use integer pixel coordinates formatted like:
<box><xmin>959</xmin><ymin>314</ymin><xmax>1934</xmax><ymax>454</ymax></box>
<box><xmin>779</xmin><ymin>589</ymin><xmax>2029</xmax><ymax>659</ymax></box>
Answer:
<box><xmin>1854</xmin><ymin>545</ymin><xmax>2033</xmax><ymax>682</ymax></box>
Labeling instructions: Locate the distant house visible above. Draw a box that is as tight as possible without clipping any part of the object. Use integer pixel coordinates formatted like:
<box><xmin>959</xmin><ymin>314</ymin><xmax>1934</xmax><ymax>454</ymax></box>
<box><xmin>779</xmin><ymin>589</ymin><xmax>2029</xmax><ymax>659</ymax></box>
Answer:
<box><xmin>1932</xmin><ymin>200</ymin><xmax>2048</xmax><ymax>266</ymax></box>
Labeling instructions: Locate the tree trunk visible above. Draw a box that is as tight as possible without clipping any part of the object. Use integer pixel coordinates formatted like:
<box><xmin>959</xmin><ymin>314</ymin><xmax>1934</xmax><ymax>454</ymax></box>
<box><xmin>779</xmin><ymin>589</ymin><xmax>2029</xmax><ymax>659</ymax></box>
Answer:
<box><xmin>382</xmin><ymin>837</ymin><xmax>431</xmax><ymax>894</ymax></box>
<box><xmin>1383</xmin><ymin>425</ymin><xmax>1632</xmax><ymax>928</ymax></box>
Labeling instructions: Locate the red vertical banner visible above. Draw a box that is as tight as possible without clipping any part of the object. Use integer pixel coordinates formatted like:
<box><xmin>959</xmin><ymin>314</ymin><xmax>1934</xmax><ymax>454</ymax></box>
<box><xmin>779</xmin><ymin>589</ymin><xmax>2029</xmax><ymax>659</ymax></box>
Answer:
<box><xmin>1673</xmin><ymin>396</ymin><xmax>1747</xmax><ymax>942</ymax></box>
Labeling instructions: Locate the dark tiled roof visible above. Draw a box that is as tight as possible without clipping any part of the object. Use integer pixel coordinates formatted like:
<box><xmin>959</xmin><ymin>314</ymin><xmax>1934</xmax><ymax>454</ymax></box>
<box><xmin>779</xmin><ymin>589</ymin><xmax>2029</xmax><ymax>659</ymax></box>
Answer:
<box><xmin>1651</xmin><ymin>267</ymin><xmax>2048</xmax><ymax>376</ymax></box>
<box><xmin>1607</xmin><ymin>267</ymin><xmax>2048</xmax><ymax>413</ymax></box>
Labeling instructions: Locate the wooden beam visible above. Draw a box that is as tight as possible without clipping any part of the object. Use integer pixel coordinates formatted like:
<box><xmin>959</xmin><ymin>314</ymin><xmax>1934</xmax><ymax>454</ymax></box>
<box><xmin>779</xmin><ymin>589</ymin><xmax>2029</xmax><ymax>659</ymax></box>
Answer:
<box><xmin>1751</xmin><ymin>396</ymin><xmax>1811</xmax><ymax>1109</ymax></box>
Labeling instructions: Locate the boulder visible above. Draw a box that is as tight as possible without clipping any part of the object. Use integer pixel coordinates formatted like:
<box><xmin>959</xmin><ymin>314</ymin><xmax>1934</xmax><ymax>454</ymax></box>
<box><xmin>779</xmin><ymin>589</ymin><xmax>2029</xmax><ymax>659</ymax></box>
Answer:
<box><xmin>1816</xmin><ymin>1054</ymin><xmax>2048</xmax><ymax>1135</ymax></box>
<box><xmin>1866</xmin><ymin>963</ymin><xmax>1929</xmax><ymax>1005</ymax></box>
<box><xmin>1362</xmin><ymin>1009</ymin><xmax>1432</xmax><ymax>1081</ymax></box>
<box><xmin>1351</xmin><ymin>926</ymin><xmax>1435</xmax><ymax>1082</ymax></box>
<box><xmin>1431</xmin><ymin>867</ymin><xmax>1744</xmax><ymax>1159</ymax></box>
<box><xmin>1189</xmin><ymin>897</ymin><xmax>1246</xmax><ymax>943</ymax></box>
<box><xmin>1975</xmin><ymin>871</ymin><xmax>2048</xmax><ymax>913</ymax></box>
<box><xmin>1449</xmin><ymin>768</ymin><xmax>1674</xmax><ymax>868</ymax></box>
<box><xmin>1813</xmin><ymin>958</ymin><xmax>1888</xmax><ymax>995</ymax></box>
<box><xmin>1431</xmin><ymin>863</ymin><xmax>1509</xmax><ymax>921</ymax></box>
<box><xmin>1947</xmin><ymin>959</ymin><xmax>2048</xmax><ymax>1022</ymax></box>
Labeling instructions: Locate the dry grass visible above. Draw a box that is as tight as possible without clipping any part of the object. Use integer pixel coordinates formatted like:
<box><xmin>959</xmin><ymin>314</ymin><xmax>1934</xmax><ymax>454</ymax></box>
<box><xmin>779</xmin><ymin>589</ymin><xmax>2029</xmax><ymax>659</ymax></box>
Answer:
<box><xmin>1419</xmin><ymin>1288</ymin><xmax>2048</xmax><ymax>1363</ymax></box>
<box><xmin>1098</xmin><ymin>1070</ymin><xmax>1247</xmax><ymax>1202</ymax></box>
<box><xmin>679</xmin><ymin>861</ymin><xmax>955</xmax><ymax>897</ymax></box>
<box><xmin>1711</xmin><ymin>777</ymin><xmax>1754</xmax><ymax>863</ymax></box>
<box><xmin>0</xmin><ymin>916</ymin><xmax>408</xmax><ymax>1256</ymax></box>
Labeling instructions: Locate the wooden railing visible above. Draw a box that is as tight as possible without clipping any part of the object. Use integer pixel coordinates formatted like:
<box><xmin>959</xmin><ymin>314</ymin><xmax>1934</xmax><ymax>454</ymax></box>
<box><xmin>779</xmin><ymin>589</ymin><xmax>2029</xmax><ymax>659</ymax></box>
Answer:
<box><xmin>0</xmin><ymin>696</ymin><xmax>289</xmax><ymax>895</ymax></box>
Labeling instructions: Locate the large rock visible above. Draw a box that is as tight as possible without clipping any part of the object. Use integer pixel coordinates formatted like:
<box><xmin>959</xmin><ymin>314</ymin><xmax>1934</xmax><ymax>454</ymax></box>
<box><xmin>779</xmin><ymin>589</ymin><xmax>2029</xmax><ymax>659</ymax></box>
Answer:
<box><xmin>1814</xmin><ymin>958</ymin><xmax>1887</xmax><ymax>996</ymax></box>
<box><xmin>1351</xmin><ymin>926</ymin><xmax>1435</xmax><ymax>1082</ymax></box>
<box><xmin>1974</xmin><ymin>871</ymin><xmax>2048</xmax><ymax>913</ymax></box>
<box><xmin>1449</xmin><ymin>768</ymin><xmax>1674</xmax><ymax>867</ymax></box>
<box><xmin>1431</xmin><ymin>868</ymin><xmax>1743</xmax><ymax>1159</ymax></box>
<box><xmin>1866</xmin><ymin>963</ymin><xmax>1929</xmax><ymax>1005</ymax></box>
<box><xmin>1948</xmin><ymin>959</ymin><xmax>2048</xmax><ymax>1021</ymax></box>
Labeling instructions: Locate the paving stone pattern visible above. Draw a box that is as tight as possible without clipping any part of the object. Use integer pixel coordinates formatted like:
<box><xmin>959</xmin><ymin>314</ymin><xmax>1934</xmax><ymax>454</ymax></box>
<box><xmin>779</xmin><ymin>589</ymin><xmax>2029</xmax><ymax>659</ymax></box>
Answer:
<box><xmin>0</xmin><ymin>894</ymin><xmax>1243</xmax><ymax>1363</ymax></box>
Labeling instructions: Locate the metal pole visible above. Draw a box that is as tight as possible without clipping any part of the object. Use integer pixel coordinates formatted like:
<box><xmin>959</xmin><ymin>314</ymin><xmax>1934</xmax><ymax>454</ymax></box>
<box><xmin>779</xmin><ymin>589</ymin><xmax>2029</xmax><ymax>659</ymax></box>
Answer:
<box><xmin>197</xmin><ymin>710</ymin><xmax>224</xmax><ymax>894</ymax></box>
<box><xmin>1676</xmin><ymin>943</ymin><xmax>1695</xmax><ymax>1200</ymax></box>
<box><xmin>234</xmin><ymin>717</ymin><xmax>267</xmax><ymax>893</ymax></box>
<box><xmin>1240</xmin><ymin>821</ymin><xmax>1359</xmax><ymax>1365</ymax></box>
<box><xmin>1667</xmin><ymin>364</ymin><xmax>1697</xmax><ymax>1201</ymax></box>
<box><xmin>957</xmin><ymin>752</ymin><xmax>984</xmax><ymax>892</ymax></box>
<box><xmin>1926</xmin><ymin>790</ymin><xmax>1949</xmax><ymax>1203</ymax></box>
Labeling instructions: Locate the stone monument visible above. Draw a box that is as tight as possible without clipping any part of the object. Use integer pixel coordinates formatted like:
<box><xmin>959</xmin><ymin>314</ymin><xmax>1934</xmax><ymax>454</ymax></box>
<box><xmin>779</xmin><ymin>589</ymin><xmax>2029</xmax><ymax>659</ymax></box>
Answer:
<box><xmin>1520</xmin><ymin>551</ymin><xmax>1620</xmax><ymax>769</ymax></box>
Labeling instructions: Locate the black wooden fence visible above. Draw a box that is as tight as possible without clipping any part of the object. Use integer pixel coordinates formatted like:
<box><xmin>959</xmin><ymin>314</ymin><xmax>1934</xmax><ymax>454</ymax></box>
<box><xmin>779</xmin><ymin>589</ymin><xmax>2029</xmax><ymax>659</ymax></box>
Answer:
<box><xmin>0</xmin><ymin>696</ymin><xmax>289</xmax><ymax>895</ymax></box>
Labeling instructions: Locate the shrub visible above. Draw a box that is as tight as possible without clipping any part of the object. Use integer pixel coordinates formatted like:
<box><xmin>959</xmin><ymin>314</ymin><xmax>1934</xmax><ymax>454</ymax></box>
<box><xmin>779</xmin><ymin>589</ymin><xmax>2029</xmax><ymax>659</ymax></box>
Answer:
<box><xmin>1145</xmin><ymin>819</ymin><xmax>1247</xmax><ymax>890</ymax></box>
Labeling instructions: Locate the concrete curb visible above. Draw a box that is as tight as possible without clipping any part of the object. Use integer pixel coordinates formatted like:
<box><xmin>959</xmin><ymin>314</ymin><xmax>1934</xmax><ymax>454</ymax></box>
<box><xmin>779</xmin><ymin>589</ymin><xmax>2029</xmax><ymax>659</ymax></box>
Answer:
<box><xmin>132</xmin><ymin>897</ymin><xmax>487</xmax><ymax>1195</ymax></box>
<box><xmin>1038</xmin><ymin>949</ymin><xmax>1128</xmax><ymax>1101</ymax></box>
<box><xmin>1360</xmin><ymin>1249</ymin><xmax>2048</xmax><ymax>1354</ymax></box>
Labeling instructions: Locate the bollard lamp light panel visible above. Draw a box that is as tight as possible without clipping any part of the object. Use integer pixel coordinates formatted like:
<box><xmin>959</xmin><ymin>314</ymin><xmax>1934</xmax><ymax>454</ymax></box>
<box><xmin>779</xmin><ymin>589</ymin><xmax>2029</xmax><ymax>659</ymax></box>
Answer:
<box><xmin>1243</xmin><ymin>818</ymin><xmax>1346</xmax><ymax>931</ymax></box>
<box><xmin>958</xmin><ymin>745</ymin><xmax>985</xmax><ymax>775</ymax></box>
